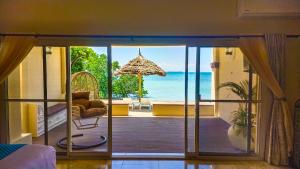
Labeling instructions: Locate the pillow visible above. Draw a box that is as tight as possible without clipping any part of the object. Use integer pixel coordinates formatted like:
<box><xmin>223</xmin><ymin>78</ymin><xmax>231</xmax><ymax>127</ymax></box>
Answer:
<box><xmin>72</xmin><ymin>91</ymin><xmax>90</xmax><ymax>100</ymax></box>
<box><xmin>83</xmin><ymin>108</ymin><xmax>107</xmax><ymax>118</ymax></box>
<box><xmin>72</xmin><ymin>99</ymin><xmax>90</xmax><ymax>109</ymax></box>
<box><xmin>90</xmin><ymin>100</ymin><xmax>106</xmax><ymax>108</ymax></box>
<box><xmin>89</xmin><ymin>91</ymin><xmax>95</xmax><ymax>100</ymax></box>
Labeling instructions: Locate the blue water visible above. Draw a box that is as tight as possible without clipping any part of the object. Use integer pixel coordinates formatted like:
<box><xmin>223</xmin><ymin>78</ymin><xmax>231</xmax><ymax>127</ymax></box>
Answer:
<box><xmin>143</xmin><ymin>72</ymin><xmax>211</xmax><ymax>101</ymax></box>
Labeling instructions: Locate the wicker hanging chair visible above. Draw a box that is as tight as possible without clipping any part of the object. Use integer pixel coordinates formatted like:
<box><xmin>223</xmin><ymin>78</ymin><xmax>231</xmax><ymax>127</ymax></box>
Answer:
<box><xmin>71</xmin><ymin>71</ymin><xmax>99</xmax><ymax>99</ymax></box>
<box><xmin>57</xmin><ymin>71</ymin><xmax>107</xmax><ymax>150</ymax></box>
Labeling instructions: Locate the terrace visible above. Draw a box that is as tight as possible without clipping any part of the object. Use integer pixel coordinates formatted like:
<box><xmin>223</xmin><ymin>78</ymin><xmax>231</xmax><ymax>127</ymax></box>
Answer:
<box><xmin>33</xmin><ymin>106</ymin><xmax>243</xmax><ymax>154</ymax></box>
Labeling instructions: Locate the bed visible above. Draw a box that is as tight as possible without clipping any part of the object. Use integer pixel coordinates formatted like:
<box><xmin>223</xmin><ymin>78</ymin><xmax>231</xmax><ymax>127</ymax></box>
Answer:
<box><xmin>0</xmin><ymin>144</ymin><xmax>56</xmax><ymax>169</ymax></box>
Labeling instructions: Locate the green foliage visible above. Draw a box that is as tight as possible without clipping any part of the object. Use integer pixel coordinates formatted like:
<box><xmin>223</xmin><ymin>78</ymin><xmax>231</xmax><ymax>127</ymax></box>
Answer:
<box><xmin>71</xmin><ymin>47</ymin><xmax>147</xmax><ymax>99</ymax></box>
<box><xmin>71</xmin><ymin>47</ymin><xmax>91</xmax><ymax>73</ymax></box>
<box><xmin>218</xmin><ymin>80</ymin><xmax>257</xmax><ymax>100</ymax></box>
<box><xmin>218</xmin><ymin>80</ymin><xmax>257</xmax><ymax>132</ymax></box>
<box><xmin>231</xmin><ymin>106</ymin><xmax>248</xmax><ymax>137</ymax></box>
<box><xmin>112</xmin><ymin>75</ymin><xmax>148</xmax><ymax>98</ymax></box>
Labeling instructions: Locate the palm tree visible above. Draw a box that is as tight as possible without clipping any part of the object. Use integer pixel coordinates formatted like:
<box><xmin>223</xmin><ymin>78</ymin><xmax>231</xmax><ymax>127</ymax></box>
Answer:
<box><xmin>218</xmin><ymin>80</ymin><xmax>256</xmax><ymax>136</ymax></box>
<box><xmin>218</xmin><ymin>80</ymin><xmax>257</xmax><ymax>100</ymax></box>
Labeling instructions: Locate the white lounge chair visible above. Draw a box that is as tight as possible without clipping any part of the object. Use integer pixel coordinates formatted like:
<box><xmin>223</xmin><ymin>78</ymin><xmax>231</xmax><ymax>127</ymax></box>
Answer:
<box><xmin>123</xmin><ymin>98</ymin><xmax>133</xmax><ymax>110</ymax></box>
<box><xmin>139</xmin><ymin>98</ymin><xmax>152</xmax><ymax>110</ymax></box>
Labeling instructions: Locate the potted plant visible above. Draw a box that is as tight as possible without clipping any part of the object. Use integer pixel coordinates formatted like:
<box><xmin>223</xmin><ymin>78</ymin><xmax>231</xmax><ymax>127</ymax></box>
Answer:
<box><xmin>218</xmin><ymin>80</ymin><xmax>256</xmax><ymax>151</ymax></box>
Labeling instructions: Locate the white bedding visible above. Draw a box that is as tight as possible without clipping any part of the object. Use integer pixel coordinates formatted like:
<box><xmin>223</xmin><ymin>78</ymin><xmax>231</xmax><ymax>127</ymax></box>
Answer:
<box><xmin>0</xmin><ymin>144</ymin><xmax>56</xmax><ymax>169</ymax></box>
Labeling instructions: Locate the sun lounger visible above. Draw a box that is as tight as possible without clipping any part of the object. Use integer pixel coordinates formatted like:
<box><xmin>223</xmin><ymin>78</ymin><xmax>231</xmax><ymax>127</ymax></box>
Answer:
<box><xmin>123</xmin><ymin>98</ymin><xmax>134</xmax><ymax>110</ymax></box>
<box><xmin>139</xmin><ymin>98</ymin><xmax>152</xmax><ymax>110</ymax></box>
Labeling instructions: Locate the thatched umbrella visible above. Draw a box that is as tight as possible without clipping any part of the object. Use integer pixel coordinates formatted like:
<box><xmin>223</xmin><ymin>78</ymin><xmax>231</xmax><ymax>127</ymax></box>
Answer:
<box><xmin>114</xmin><ymin>49</ymin><xmax>166</xmax><ymax>101</ymax></box>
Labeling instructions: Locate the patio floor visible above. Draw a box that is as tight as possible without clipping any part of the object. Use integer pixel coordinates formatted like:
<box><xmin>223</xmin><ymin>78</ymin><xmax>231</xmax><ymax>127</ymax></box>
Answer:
<box><xmin>33</xmin><ymin>117</ymin><xmax>245</xmax><ymax>154</ymax></box>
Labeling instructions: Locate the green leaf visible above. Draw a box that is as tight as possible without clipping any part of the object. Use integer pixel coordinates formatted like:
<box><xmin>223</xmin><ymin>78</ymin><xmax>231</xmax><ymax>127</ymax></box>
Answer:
<box><xmin>71</xmin><ymin>47</ymin><xmax>147</xmax><ymax>99</ymax></box>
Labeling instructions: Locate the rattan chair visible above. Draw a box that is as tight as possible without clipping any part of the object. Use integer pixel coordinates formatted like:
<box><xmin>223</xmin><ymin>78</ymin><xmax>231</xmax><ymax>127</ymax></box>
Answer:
<box><xmin>57</xmin><ymin>71</ymin><xmax>107</xmax><ymax>149</ymax></box>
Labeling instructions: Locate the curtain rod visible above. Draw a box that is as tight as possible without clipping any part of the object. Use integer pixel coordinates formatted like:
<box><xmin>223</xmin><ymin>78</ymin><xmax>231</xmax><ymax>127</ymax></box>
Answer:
<box><xmin>0</xmin><ymin>33</ymin><xmax>299</xmax><ymax>39</ymax></box>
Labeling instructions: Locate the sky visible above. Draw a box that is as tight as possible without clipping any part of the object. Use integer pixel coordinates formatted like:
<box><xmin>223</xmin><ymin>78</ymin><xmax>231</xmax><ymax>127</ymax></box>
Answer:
<box><xmin>91</xmin><ymin>46</ymin><xmax>213</xmax><ymax>72</ymax></box>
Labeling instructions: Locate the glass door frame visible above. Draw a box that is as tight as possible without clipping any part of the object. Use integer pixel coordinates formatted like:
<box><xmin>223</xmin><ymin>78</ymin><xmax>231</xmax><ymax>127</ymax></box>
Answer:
<box><xmin>67</xmin><ymin>44</ymin><xmax>113</xmax><ymax>158</ymax></box>
<box><xmin>5</xmin><ymin>43</ymin><xmax>113</xmax><ymax>159</ymax></box>
<box><xmin>3</xmin><ymin>36</ymin><xmax>262</xmax><ymax>159</ymax></box>
<box><xmin>184</xmin><ymin>45</ymin><xmax>201</xmax><ymax>158</ymax></box>
<box><xmin>6</xmin><ymin>46</ymin><xmax>70</xmax><ymax>156</ymax></box>
<box><xmin>184</xmin><ymin>45</ymin><xmax>256</xmax><ymax>158</ymax></box>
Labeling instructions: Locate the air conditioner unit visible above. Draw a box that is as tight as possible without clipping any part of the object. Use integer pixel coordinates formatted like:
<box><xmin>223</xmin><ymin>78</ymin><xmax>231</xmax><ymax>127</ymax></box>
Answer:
<box><xmin>238</xmin><ymin>0</ymin><xmax>300</xmax><ymax>17</ymax></box>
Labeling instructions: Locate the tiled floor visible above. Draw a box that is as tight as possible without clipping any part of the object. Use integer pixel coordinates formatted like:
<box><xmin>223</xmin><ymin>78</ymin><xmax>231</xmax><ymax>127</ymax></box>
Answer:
<box><xmin>56</xmin><ymin>160</ymin><xmax>291</xmax><ymax>169</ymax></box>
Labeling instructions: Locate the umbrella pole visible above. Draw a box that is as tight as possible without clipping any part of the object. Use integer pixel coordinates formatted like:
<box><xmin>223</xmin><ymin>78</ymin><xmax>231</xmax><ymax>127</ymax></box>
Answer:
<box><xmin>138</xmin><ymin>74</ymin><xmax>142</xmax><ymax>102</ymax></box>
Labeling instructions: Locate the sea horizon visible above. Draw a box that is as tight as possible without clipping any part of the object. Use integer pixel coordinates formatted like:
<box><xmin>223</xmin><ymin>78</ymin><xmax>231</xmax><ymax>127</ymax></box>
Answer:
<box><xmin>144</xmin><ymin>71</ymin><xmax>212</xmax><ymax>101</ymax></box>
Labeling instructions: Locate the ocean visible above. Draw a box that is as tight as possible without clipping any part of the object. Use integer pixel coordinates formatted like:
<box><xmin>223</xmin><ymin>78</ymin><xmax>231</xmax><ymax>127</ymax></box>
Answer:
<box><xmin>143</xmin><ymin>72</ymin><xmax>212</xmax><ymax>101</ymax></box>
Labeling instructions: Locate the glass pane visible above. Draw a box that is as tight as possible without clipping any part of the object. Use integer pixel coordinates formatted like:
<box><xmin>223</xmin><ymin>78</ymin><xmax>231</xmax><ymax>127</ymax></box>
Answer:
<box><xmin>187</xmin><ymin>47</ymin><xmax>197</xmax><ymax>153</ymax></box>
<box><xmin>249</xmin><ymin>66</ymin><xmax>258</xmax><ymax>153</ymax></box>
<box><xmin>199</xmin><ymin>47</ymin><xmax>213</xmax><ymax>100</ymax></box>
<box><xmin>70</xmin><ymin>46</ymin><xmax>108</xmax><ymax>152</ymax></box>
<box><xmin>198</xmin><ymin>47</ymin><xmax>256</xmax><ymax>154</ymax></box>
<box><xmin>46</xmin><ymin>47</ymin><xmax>66</xmax><ymax>100</ymax></box>
<box><xmin>199</xmin><ymin>102</ymin><xmax>249</xmax><ymax>153</ymax></box>
<box><xmin>251</xmin><ymin>102</ymin><xmax>257</xmax><ymax>153</ymax></box>
<box><xmin>8</xmin><ymin>47</ymin><xmax>43</xmax><ymax>99</ymax></box>
<box><xmin>212</xmin><ymin>47</ymin><xmax>250</xmax><ymax>101</ymax></box>
<box><xmin>46</xmin><ymin>101</ymin><xmax>67</xmax><ymax>153</ymax></box>
<box><xmin>9</xmin><ymin>101</ymin><xmax>44</xmax><ymax>145</ymax></box>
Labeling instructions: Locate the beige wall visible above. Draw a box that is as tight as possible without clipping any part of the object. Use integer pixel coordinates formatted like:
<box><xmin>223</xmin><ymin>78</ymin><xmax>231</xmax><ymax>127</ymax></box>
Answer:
<box><xmin>7</xmin><ymin>66</ymin><xmax>22</xmax><ymax>142</ymax></box>
<box><xmin>213</xmin><ymin>48</ymin><xmax>257</xmax><ymax>123</ymax></box>
<box><xmin>212</xmin><ymin>41</ymin><xmax>300</xmax><ymax>140</ymax></box>
<box><xmin>21</xmin><ymin>47</ymin><xmax>44</xmax><ymax>99</ymax></box>
<box><xmin>46</xmin><ymin>47</ymin><xmax>65</xmax><ymax>102</ymax></box>
<box><xmin>20</xmin><ymin>47</ymin><xmax>65</xmax><ymax>102</ymax></box>
<box><xmin>0</xmin><ymin>0</ymin><xmax>299</xmax><ymax>35</ymax></box>
<box><xmin>8</xmin><ymin>47</ymin><xmax>65</xmax><ymax>140</ymax></box>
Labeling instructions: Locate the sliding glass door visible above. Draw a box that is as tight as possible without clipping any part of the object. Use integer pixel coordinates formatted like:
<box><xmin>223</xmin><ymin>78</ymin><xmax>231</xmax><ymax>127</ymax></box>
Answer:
<box><xmin>6</xmin><ymin>45</ymin><xmax>113</xmax><ymax>158</ymax></box>
<box><xmin>7</xmin><ymin>46</ymin><xmax>69</xmax><ymax>156</ymax></box>
<box><xmin>69</xmin><ymin>46</ymin><xmax>111</xmax><ymax>157</ymax></box>
<box><xmin>185</xmin><ymin>46</ymin><xmax>258</xmax><ymax>157</ymax></box>
<box><xmin>4</xmin><ymin>38</ymin><xmax>260</xmax><ymax>159</ymax></box>
<box><xmin>185</xmin><ymin>46</ymin><xmax>199</xmax><ymax>156</ymax></box>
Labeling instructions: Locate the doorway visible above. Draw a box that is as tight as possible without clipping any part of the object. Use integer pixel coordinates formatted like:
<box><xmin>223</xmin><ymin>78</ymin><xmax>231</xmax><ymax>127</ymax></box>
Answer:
<box><xmin>4</xmin><ymin>39</ymin><xmax>260</xmax><ymax>159</ymax></box>
<box><xmin>111</xmin><ymin>46</ymin><xmax>186</xmax><ymax>156</ymax></box>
